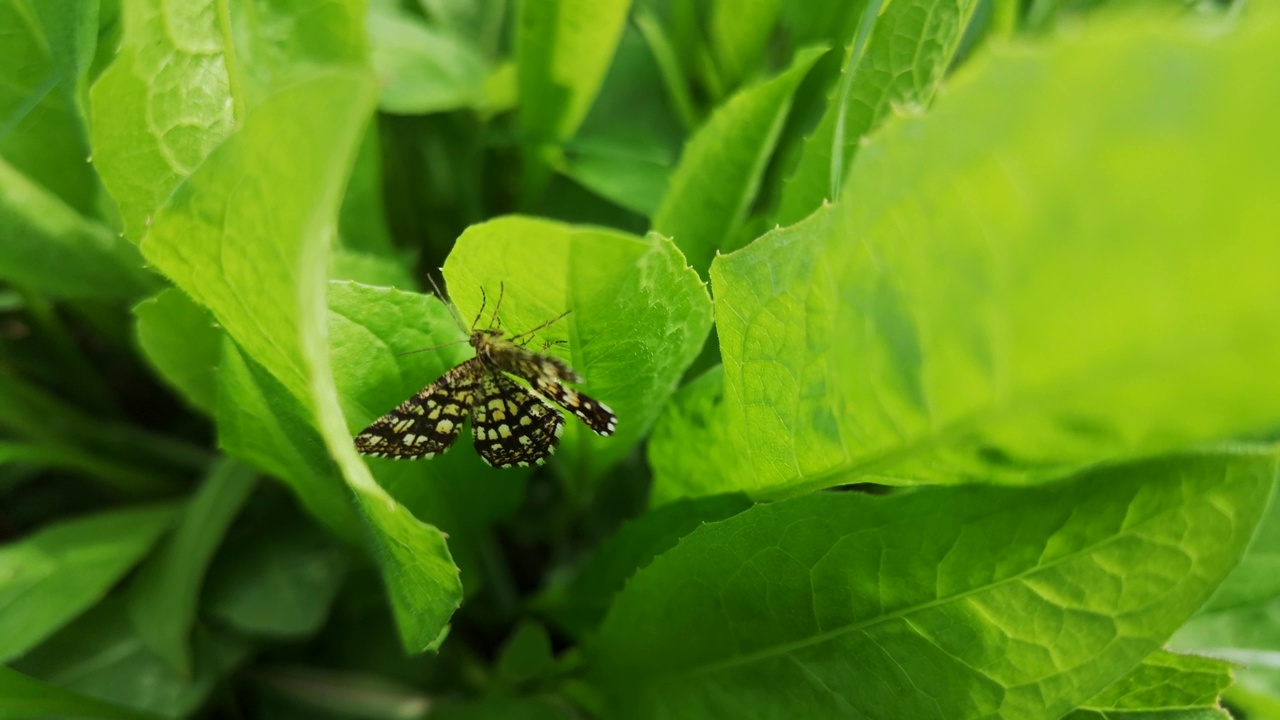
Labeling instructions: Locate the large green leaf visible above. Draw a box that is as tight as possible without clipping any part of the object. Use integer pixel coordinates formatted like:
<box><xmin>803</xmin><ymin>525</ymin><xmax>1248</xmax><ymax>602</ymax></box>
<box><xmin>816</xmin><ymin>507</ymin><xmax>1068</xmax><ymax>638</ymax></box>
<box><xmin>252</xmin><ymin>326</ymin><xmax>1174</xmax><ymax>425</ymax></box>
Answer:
<box><xmin>442</xmin><ymin>217</ymin><xmax>713</xmax><ymax>488</ymax></box>
<box><xmin>0</xmin><ymin>0</ymin><xmax>99</xmax><ymax>215</ymax></box>
<box><xmin>0</xmin><ymin>158</ymin><xmax>152</xmax><ymax>299</ymax></box>
<box><xmin>128</xmin><ymin>459</ymin><xmax>257</xmax><ymax>676</ymax></box>
<box><xmin>134</xmin><ymin>288</ymin><xmax>222</xmax><ymax>414</ymax></box>
<box><xmin>135</xmin><ymin>69</ymin><xmax>461</xmax><ymax>652</ymax></box>
<box><xmin>591</xmin><ymin>449</ymin><xmax>1276</xmax><ymax>719</ymax></box>
<box><xmin>89</xmin><ymin>0</ymin><xmax>237</xmax><ymax>240</ymax></box>
<box><xmin>652</xmin><ymin>46</ymin><xmax>825</xmax><ymax>275</ymax></box>
<box><xmin>651</xmin><ymin>16</ymin><xmax>1280</xmax><ymax>503</ymax></box>
<box><xmin>773</xmin><ymin>0</ymin><xmax>980</xmax><ymax>225</ymax></box>
<box><xmin>0</xmin><ymin>504</ymin><xmax>177</xmax><ymax>662</ymax></box>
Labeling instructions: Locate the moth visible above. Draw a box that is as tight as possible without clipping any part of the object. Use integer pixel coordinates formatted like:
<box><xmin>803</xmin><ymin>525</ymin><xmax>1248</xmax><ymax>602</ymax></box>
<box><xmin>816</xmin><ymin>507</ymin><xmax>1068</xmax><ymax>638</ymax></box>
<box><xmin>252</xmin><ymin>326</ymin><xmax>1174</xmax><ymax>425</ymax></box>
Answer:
<box><xmin>354</xmin><ymin>283</ymin><xmax>616</xmax><ymax>467</ymax></box>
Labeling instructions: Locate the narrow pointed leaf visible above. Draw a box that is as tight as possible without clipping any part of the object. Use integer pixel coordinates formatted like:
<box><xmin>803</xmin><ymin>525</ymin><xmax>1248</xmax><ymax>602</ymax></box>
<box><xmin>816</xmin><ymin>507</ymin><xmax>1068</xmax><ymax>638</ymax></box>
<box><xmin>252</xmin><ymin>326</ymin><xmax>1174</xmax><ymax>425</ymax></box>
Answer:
<box><xmin>653</xmin><ymin>46</ymin><xmax>825</xmax><ymax>275</ymax></box>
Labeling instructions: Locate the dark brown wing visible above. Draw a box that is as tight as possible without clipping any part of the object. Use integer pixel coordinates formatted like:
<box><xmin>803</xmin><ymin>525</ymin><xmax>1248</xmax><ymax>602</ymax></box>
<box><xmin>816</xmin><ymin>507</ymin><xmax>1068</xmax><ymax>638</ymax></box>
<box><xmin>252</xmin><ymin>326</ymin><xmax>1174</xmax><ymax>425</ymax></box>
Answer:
<box><xmin>354</xmin><ymin>358</ymin><xmax>481</xmax><ymax>459</ymax></box>
<box><xmin>489</xmin><ymin>344</ymin><xmax>617</xmax><ymax>437</ymax></box>
<box><xmin>470</xmin><ymin>371</ymin><xmax>564</xmax><ymax>468</ymax></box>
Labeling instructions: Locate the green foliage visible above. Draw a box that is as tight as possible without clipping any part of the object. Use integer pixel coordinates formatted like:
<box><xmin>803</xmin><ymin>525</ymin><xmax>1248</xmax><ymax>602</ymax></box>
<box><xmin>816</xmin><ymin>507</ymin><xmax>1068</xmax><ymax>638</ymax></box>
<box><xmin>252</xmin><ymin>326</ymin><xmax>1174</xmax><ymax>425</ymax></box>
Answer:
<box><xmin>4</xmin><ymin>0</ymin><xmax>1280</xmax><ymax>718</ymax></box>
<box><xmin>591</xmin><ymin>450</ymin><xmax>1273</xmax><ymax>718</ymax></box>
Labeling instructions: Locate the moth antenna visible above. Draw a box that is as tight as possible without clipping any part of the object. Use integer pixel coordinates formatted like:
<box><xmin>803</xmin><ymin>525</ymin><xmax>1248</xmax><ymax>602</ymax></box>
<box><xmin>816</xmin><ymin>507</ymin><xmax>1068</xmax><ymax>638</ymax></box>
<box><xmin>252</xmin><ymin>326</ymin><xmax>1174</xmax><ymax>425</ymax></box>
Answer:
<box><xmin>396</xmin><ymin>338</ymin><xmax>470</xmax><ymax>357</ymax></box>
<box><xmin>489</xmin><ymin>281</ymin><xmax>505</xmax><ymax>330</ymax></box>
<box><xmin>427</xmin><ymin>272</ymin><xmax>470</xmax><ymax>335</ymax></box>
<box><xmin>506</xmin><ymin>308</ymin><xmax>573</xmax><ymax>340</ymax></box>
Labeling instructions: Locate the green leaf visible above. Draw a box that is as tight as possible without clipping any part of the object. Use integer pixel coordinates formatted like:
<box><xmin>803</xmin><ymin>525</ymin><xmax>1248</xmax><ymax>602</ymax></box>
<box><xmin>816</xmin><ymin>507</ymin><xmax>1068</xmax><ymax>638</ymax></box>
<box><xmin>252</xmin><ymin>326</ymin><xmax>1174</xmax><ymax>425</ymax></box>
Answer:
<box><xmin>0</xmin><ymin>504</ymin><xmax>177</xmax><ymax>662</ymax></box>
<box><xmin>0</xmin><ymin>666</ymin><xmax>158</xmax><ymax>720</ymax></box>
<box><xmin>369</xmin><ymin>5</ymin><xmax>489</xmax><ymax>115</ymax></box>
<box><xmin>128</xmin><ymin>459</ymin><xmax>257</xmax><ymax>676</ymax></box>
<box><xmin>516</xmin><ymin>0</ymin><xmax>633</xmax><ymax>145</ymax></box>
<box><xmin>0</xmin><ymin>158</ymin><xmax>153</xmax><ymax>299</ymax></box>
<box><xmin>89</xmin><ymin>0</ymin><xmax>237</xmax><ymax>241</ymax></box>
<box><xmin>1062</xmin><ymin>651</ymin><xmax>1234</xmax><ymax>720</ymax></box>
<box><xmin>11</xmin><ymin>594</ymin><xmax>251</xmax><ymax>719</ymax></box>
<box><xmin>204</xmin><ymin>511</ymin><xmax>348</xmax><ymax>638</ymax></box>
<box><xmin>773</xmin><ymin>0</ymin><xmax>979</xmax><ymax>226</ymax></box>
<box><xmin>496</xmin><ymin>621</ymin><xmax>556</xmax><ymax>683</ymax></box>
<box><xmin>590</xmin><ymin>449</ymin><xmax>1277</xmax><ymax>719</ymax></box>
<box><xmin>226</xmin><ymin>0</ymin><xmax>368</xmax><ymax>108</ymax></box>
<box><xmin>442</xmin><ymin>217</ymin><xmax>713</xmax><ymax>485</ymax></box>
<box><xmin>134</xmin><ymin>67</ymin><xmax>461</xmax><ymax>652</ymax></box>
<box><xmin>328</xmin><ymin>281</ymin><xmax>527</xmax><ymax>590</ymax></box>
<box><xmin>1196</xmin><ymin>474</ymin><xmax>1280</xmax><ymax>614</ymax></box>
<box><xmin>708</xmin><ymin>0</ymin><xmax>781</xmax><ymax>88</ymax></box>
<box><xmin>0</xmin><ymin>0</ymin><xmax>99</xmax><ymax>215</ymax></box>
<box><xmin>216</xmin><ymin>340</ymin><xmax>362</xmax><ymax>544</ymax></box>
<box><xmin>653</xmin><ymin>17</ymin><xmax>1280</xmax><ymax>503</ymax></box>
<box><xmin>562</xmin><ymin>25</ymin><xmax>683</xmax><ymax>218</ymax></box>
<box><xmin>541</xmin><ymin>491</ymin><xmax>752</xmax><ymax>638</ymax></box>
<box><xmin>652</xmin><ymin>46</ymin><xmax>826</xmax><ymax>275</ymax></box>
<box><xmin>133</xmin><ymin>288</ymin><xmax>222</xmax><ymax>414</ymax></box>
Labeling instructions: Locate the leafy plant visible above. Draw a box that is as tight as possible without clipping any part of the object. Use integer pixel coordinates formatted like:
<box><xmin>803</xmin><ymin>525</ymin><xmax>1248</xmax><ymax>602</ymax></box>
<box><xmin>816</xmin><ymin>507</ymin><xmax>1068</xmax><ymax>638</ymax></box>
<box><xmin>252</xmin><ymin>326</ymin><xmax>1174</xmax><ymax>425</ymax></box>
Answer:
<box><xmin>3</xmin><ymin>0</ymin><xmax>1280</xmax><ymax>718</ymax></box>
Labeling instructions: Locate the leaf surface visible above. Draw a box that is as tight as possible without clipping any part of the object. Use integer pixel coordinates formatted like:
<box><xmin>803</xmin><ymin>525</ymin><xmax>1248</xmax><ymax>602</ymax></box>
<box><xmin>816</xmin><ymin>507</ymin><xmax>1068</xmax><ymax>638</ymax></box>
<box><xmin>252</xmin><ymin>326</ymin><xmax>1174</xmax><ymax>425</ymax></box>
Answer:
<box><xmin>592</xmin><ymin>450</ymin><xmax>1277</xmax><ymax>719</ymax></box>
<box><xmin>1063</xmin><ymin>651</ymin><xmax>1234</xmax><ymax>720</ymax></box>
<box><xmin>136</xmin><ymin>69</ymin><xmax>461</xmax><ymax>652</ymax></box>
<box><xmin>134</xmin><ymin>288</ymin><xmax>222</xmax><ymax>414</ymax></box>
<box><xmin>652</xmin><ymin>17</ymin><xmax>1280</xmax><ymax>502</ymax></box>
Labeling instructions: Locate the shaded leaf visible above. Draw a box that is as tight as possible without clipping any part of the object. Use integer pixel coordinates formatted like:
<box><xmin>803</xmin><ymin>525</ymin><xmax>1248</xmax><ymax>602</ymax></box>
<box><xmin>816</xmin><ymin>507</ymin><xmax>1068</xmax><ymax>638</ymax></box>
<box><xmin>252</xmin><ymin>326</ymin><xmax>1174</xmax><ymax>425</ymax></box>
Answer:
<box><xmin>1063</xmin><ymin>651</ymin><xmax>1234</xmax><ymax>720</ymax></box>
<box><xmin>128</xmin><ymin>459</ymin><xmax>257</xmax><ymax>676</ymax></box>
<box><xmin>133</xmin><ymin>288</ymin><xmax>222</xmax><ymax>414</ymax></box>
<box><xmin>0</xmin><ymin>158</ymin><xmax>152</xmax><ymax>299</ymax></box>
<box><xmin>0</xmin><ymin>666</ymin><xmax>158</xmax><ymax>720</ymax></box>
<box><xmin>0</xmin><ymin>504</ymin><xmax>177</xmax><ymax>662</ymax></box>
<box><xmin>592</xmin><ymin>450</ymin><xmax>1276</xmax><ymax>719</ymax></box>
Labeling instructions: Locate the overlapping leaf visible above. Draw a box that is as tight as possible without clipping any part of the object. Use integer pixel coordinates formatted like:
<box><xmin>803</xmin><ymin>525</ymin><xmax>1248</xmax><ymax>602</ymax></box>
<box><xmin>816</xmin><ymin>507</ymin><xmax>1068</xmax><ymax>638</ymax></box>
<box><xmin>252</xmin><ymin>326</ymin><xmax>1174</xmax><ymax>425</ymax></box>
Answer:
<box><xmin>593</xmin><ymin>450</ymin><xmax>1276</xmax><ymax>719</ymax></box>
<box><xmin>652</xmin><ymin>17</ymin><xmax>1280</xmax><ymax>503</ymax></box>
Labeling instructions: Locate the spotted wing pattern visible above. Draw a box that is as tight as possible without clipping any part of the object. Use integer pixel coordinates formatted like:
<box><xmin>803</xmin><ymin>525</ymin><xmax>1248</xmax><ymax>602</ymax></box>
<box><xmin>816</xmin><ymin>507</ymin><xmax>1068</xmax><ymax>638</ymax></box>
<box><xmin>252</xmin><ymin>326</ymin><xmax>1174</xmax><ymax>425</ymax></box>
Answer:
<box><xmin>470</xmin><ymin>371</ymin><xmax>564</xmax><ymax>468</ymax></box>
<box><xmin>354</xmin><ymin>359</ymin><xmax>481</xmax><ymax>459</ymax></box>
<box><xmin>490</xmin><ymin>345</ymin><xmax>617</xmax><ymax>436</ymax></box>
